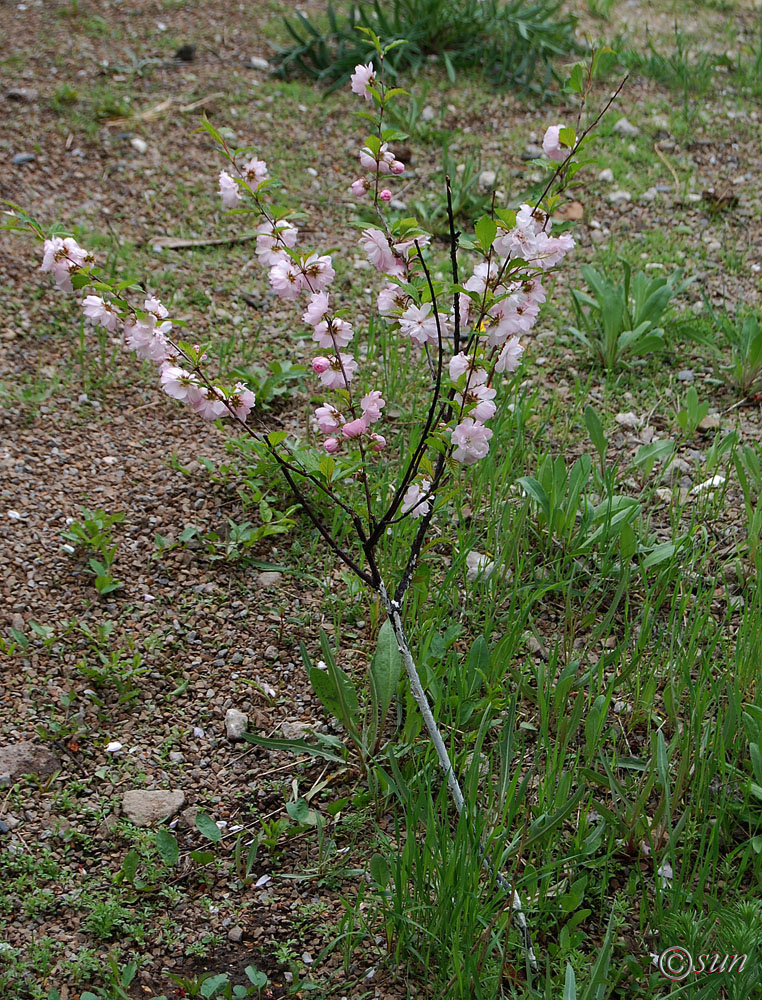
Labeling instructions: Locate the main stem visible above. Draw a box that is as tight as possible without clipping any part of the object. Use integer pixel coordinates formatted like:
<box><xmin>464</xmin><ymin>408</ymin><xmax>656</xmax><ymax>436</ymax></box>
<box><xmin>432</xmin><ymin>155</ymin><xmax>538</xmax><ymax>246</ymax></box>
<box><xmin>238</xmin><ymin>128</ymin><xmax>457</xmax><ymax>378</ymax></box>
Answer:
<box><xmin>377</xmin><ymin>581</ymin><xmax>538</xmax><ymax>975</ymax></box>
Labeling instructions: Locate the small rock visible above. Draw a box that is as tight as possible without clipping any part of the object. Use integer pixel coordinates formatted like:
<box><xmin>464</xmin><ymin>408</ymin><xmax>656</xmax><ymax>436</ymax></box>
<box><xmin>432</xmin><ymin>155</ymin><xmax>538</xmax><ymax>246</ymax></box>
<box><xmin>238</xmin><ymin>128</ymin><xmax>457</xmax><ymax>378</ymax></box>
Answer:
<box><xmin>168</xmin><ymin>751</ymin><xmax>184</xmax><ymax>764</ymax></box>
<box><xmin>6</xmin><ymin>88</ymin><xmax>38</xmax><ymax>101</ymax></box>
<box><xmin>130</xmin><ymin>137</ymin><xmax>147</xmax><ymax>154</ymax></box>
<box><xmin>256</xmin><ymin>571</ymin><xmax>282</xmax><ymax>588</ymax></box>
<box><xmin>698</xmin><ymin>414</ymin><xmax>721</xmax><ymax>432</ymax></box>
<box><xmin>598</xmin><ymin>168</ymin><xmax>614</xmax><ymax>183</ymax></box>
<box><xmin>174</xmin><ymin>44</ymin><xmax>196</xmax><ymax>62</ymax></box>
<box><xmin>121</xmin><ymin>789</ymin><xmax>185</xmax><ymax>827</ymax></box>
<box><xmin>607</xmin><ymin>189</ymin><xmax>631</xmax><ymax>204</ymax></box>
<box><xmin>640</xmin><ymin>187</ymin><xmax>658</xmax><ymax>203</ymax></box>
<box><xmin>666</xmin><ymin>458</ymin><xmax>691</xmax><ymax>482</ymax></box>
<box><xmin>10</xmin><ymin>613</ymin><xmax>24</xmax><ymax>633</ymax></box>
<box><xmin>179</xmin><ymin>805</ymin><xmax>199</xmax><ymax>829</ymax></box>
<box><xmin>613</xmin><ymin>116</ymin><xmax>639</xmax><ymax>137</ymax></box>
<box><xmin>677</xmin><ymin>369</ymin><xmax>695</xmax><ymax>382</ymax></box>
<box><xmin>526</xmin><ymin>635</ymin><xmax>548</xmax><ymax>659</ymax></box>
<box><xmin>421</xmin><ymin>104</ymin><xmax>436</xmax><ymax>122</ymax></box>
<box><xmin>466</xmin><ymin>551</ymin><xmax>497</xmax><ymax>582</ymax></box>
<box><xmin>615</xmin><ymin>411</ymin><xmax>640</xmax><ymax>430</ymax></box>
<box><xmin>281</xmin><ymin>721</ymin><xmax>310</xmax><ymax>740</ymax></box>
<box><xmin>250</xmin><ymin>56</ymin><xmax>271</xmax><ymax>71</ymax></box>
<box><xmin>12</xmin><ymin>153</ymin><xmax>35</xmax><ymax>165</ymax></box>
<box><xmin>521</xmin><ymin>144</ymin><xmax>543</xmax><ymax>160</ymax></box>
<box><xmin>228</xmin><ymin>926</ymin><xmax>244</xmax><ymax>943</ymax></box>
<box><xmin>0</xmin><ymin>774</ymin><xmax>10</xmax><ymax>788</ymax></box>
<box><xmin>0</xmin><ymin>820</ymin><xmax>9</xmax><ymax>835</ymax></box>
<box><xmin>690</xmin><ymin>475</ymin><xmax>725</xmax><ymax>497</ymax></box>
<box><xmin>0</xmin><ymin>742</ymin><xmax>59</xmax><ymax>781</ymax></box>
<box><xmin>478</xmin><ymin>169</ymin><xmax>496</xmax><ymax>191</ymax></box>
<box><xmin>225</xmin><ymin>708</ymin><xmax>248</xmax><ymax>741</ymax></box>
<box><xmin>264</xmin><ymin>644</ymin><xmax>279</xmax><ymax>661</ymax></box>
<box><xmin>590</xmin><ymin>228</ymin><xmax>607</xmax><ymax>244</ymax></box>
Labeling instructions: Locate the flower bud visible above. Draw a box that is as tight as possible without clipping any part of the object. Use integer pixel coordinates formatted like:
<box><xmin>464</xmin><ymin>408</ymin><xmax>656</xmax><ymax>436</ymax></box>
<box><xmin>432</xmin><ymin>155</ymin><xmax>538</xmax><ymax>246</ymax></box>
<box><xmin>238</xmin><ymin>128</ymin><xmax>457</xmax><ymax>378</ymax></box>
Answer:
<box><xmin>324</xmin><ymin>437</ymin><xmax>339</xmax><ymax>454</ymax></box>
<box><xmin>390</xmin><ymin>160</ymin><xmax>405</xmax><ymax>175</ymax></box>
<box><xmin>379</xmin><ymin>189</ymin><xmax>392</xmax><ymax>202</ymax></box>
<box><xmin>312</xmin><ymin>356</ymin><xmax>331</xmax><ymax>374</ymax></box>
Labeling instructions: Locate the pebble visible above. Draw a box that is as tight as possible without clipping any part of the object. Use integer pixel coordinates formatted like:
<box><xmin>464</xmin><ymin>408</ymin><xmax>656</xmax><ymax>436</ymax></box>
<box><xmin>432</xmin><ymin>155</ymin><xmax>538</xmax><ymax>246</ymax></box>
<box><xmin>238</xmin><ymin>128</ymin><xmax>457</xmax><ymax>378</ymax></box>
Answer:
<box><xmin>121</xmin><ymin>789</ymin><xmax>186</xmax><ymax>826</ymax></box>
<box><xmin>6</xmin><ymin>88</ymin><xmax>38</xmax><ymax>101</ymax></box>
<box><xmin>465</xmin><ymin>550</ymin><xmax>498</xmax><ymax>582</ymax></box>
<box><xmin>478</xmin><ymin>170</ymin><xmax>496</xmax><ymax>191</ymax></box>
<box><xmin>640</xmin><ymin>187</ymin><xmax>658</xmax><ymax>203</ymax></box>
<box><xmin>11</xmin><ymin>613</ymin><xmax>24</xmax><ymax>632</ymax></box>
<box><xmin>257</xmin><ymin>571</ymin><xmax>282</xmax><ymax>588</ymax></box>
<box><xmin>225</xmin><ymin>708</ymin><xmax>248</xmax><ymax>741</ymax></box>
<box><xmin>228</xmin><ymin>926</ymin><xmax>244</xmax><ymax>943</ymax></box>
<box><xmin>264</xmin><ymin>644</ymin><xmax>279</xmax><ymax>661</ymax></box>
<box><xmin>131</xmin><ymin>137</ymin><xmax>147</xmax><ymax>154</ymax></box>
<box><xmin>615</xmin><ymin>411</ymin><xmax>640</xmax><ymax>429</ymax></box>
<box><xmin>421</xmin><ymin>104</ymin><xmax>436</xmax><ymax>122</ymax></box>
<box><xmin>613</xmin><ymin>117</ymin><xmax>639</xmax><ymax>137</ymax></box>
<box><xmin>607</xmin><ymin>189</ymin><xmax>631</xmax><ymax>204</ymax></box>
<box><xmin>12</xmin><ymin>153</ymin><xmax>35</xmax><ymax>165</ymax></box>
<box><xmin>250</xmin><ymin>56</ymin><xmax>271</xmax><ymax>71</ymax></box>
<box><xmin>0</xmin><ymin>774</ymin><xmax>10</xmax><ymax>788</ymax></box>
<box><xmin>598</xmin><ymin>168</ymin><xmax>614</xmax><ymax>183</ymax></box>
<box><xmin>677</xmin><ymin>369</ymin><xmax>695</xmax><ymax>382</ymax></box>
<box><xmin>168</xmin><ymin>751</ymin><xmax>184</xmax><ymax>764</ymax></box>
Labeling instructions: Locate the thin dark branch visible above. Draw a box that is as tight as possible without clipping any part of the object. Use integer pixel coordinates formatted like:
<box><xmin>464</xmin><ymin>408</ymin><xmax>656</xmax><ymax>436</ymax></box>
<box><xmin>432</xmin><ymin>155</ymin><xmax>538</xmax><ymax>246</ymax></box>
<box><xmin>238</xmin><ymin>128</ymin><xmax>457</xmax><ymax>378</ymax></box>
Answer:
<box><xmin>446</xmin><ymin>176</ymin><xmax>461</xmax><ymax>355</ymax></box>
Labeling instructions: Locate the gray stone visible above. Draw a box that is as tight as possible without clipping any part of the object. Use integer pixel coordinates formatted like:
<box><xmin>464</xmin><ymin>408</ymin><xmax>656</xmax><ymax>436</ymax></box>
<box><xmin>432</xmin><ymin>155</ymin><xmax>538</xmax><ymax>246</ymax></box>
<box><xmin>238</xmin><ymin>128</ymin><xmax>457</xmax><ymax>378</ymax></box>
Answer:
<box><xmin>264</xmin><ymin>645</ymin><xmax>279</xmax><ymax>661</ymax></box>
<box><xmin>677</xmin><ymin>369</ymin><xmax>695</xmax><ymax>382</ymax></box>
<box><xmin>121</xmin><ymin>789</ymin><xmax>185</xmax><ymax>827</ymax></box>
<box><xmin>250</xmin><ymin>56</ymin><xmax>271</xmax><ymax>71</ymax></box>
<box><xmin>598</xmin><ymin>168</ymin><xmax>614</xmax><ymax>183</ymax></box>
<box><xmin>607</xmin><ymin>189</ymin><xmax>631</xmax><ymax>204</ymax></box>
<box><xmin>179</xmin><ymin>805</ymin><xmax>199</xmax><ymax>829</ymax></box>
<box><xmin>613</xmin><ymin>116</ymin><xmax>639</xmax><ymax>137</ymax></box>
<box><xmin>225</xmin><ymin>708</ymin><xmax>248</xmax><ymax>742</ymax></box>
<box><xmin>421</xmin><ymin>104</ymin><xmax>436</xmax><ymax>122</ymax></box>
<box><xmin>10</xmin><ymin>613</ymin><xmax>24</xmax><ymax>633</ymax></box>
<box><xmin>168</xmin><ymin>751</ymin><xmax>184</xmax><ymax>764</ymax></box>
<box><xmin>228</xmin><ymin>925</ymin><xmax>244</xmax><ymax>943</ymax></box>
<box><xmin>12</xmin><ymin>153</ymin><xmax>35</xmax><ymax>165</ymax></box>
<box><xmin>478</xmin><ymin>170</ymin><xmax>496</xmax><ymax>191</ymax></box>
<box><xmin>0</xmin><ymin>742</ymin><xmax>59</xmax><ymax>781</ymax></box>
<box><xmin>256</xmin><ymin>571</ymin><xmax>282</xmax><ymax>588</ymax></box>
<box><xmin>615</xmin><ymin>411</ymin><xmax>640</xmax><ymax>430</ymax></box>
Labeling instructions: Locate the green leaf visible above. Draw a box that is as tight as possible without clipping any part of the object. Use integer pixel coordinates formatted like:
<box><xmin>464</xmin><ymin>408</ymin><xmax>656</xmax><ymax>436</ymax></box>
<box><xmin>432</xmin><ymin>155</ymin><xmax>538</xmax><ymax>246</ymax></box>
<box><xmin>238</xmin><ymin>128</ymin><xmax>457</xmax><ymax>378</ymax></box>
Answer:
<box><xmin>245</xmin><ymin>967</ymin><xmax>268</xmax><ymax>988</ymax></box>
<box><xmin>116</xmin><ymin>849</ymin><xmax>139</xmax><ymax>884</ymax></box>
<box><xmin>369</xmin><ymin>852</ymin><xmax>390</xmax><ymax>888</ymax></box>
<box><xmin>474</xmin><ymin>215</ymin><xmax>497</xmax><ymax>251</ymax></box>
<box><xmin>584</xmin><ymin>405</ymin><xmax>607</xmax><ymax>463</ymax></box>
<box><xmin>564</xmin><ymin>63</ymin><xmax>586</xmax><ymax>94</ymax></box>
<box><xmin>641</xmin><ymin>543</ymin><xmax>676</xmax><ymax>568</ymax></box>
<box><xmin>286</xmin><ymin>797</ymin><xmax>318</xmax><ymax>826</ymax></box>
<box><xmin>369</xmin><ymin>620</ymin><xmax>402</xmax><ymax>732</ymax></box>
<box><xmin>201</xmin><ymin>973</ymin><xmax>229</xmax><ymax>998</ymax></box>
<box><xmin>267</xmin><ymin>431</ymin><xmax>288</xmax><ymax>447</ymax></box>
<box><xmin>310</xmin><ymin>665</ymin><xmax>360</xmax><ymax>737</ymax></box>
<box><xmin>155</xmin><ymin>828</ymin><xmax>179</xmax><ymax>866</ymax></box>
<box><xmin>195</xmin><ymin>812</ymin><xmax>221</xmax><ymax>844</ymax></box>
<box><xmin>190</xmin><ymin>849</ymin><xmax>215</xmax><ymax>865</ymax></box>
<box><xmin>241</xmin><ymin>731</ymin><xmax>347</xmax><ymax>763</ymax></box>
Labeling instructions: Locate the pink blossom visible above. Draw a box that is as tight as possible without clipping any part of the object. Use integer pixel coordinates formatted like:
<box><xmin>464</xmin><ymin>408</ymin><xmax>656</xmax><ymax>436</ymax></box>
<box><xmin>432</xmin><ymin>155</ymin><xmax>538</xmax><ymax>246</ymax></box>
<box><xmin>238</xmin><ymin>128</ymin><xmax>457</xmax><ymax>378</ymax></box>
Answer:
<box><xmin>269</xmin><ymin>257</ymin><xmax>305</xmax><ymax>299</ymax></box>
<box><xmin>219</xmin><ymin>170</ymin><xmax>241</xmax><ymax>208</ymax></box>
<box><xmin>82</xmin><ymin>295</ymin><xmax>120</xmax><ymax>332</ymax></box>
<box><xmin>124</xmin><ymin>315</ymin><xmax>174</xmax><ymax>363</ymax></box>
<box><xmin>361</xmin><ymin>390</ymin><xmax>385</xmax><ymax>423</ymax></box>
<box><xmin>520</xmin><ymin>276</ymin><xmax>546</xmax><ymax>306</ymax></box>
<box><xmin>456</xmin><ymin>383</ymin><xmax>496</xmax><ymax>423</ymax></box>
<box><xmin>394</xmin><ymin>234</ymin><xmax>431</xmax><ymax>260</ymax></box>
<box><xmin>256</xmin><ymin>219</ymin><xmax>298</xmax><ymax>266</ymax></box>
<box><xmin>360</xmin><ymin>228</ymin><xmax>403</xmax><ymax>277</ymax></box>
<box><xmin>449</xmin><ymin>353</ymin><xmax>488</xmax><ymax>386</ymax></box>
<box><xmin>160</xmin><ymin>365</ymin><xmax>201</xmax><ymax>402</ymax></box>
<box><xmin>312</xmin><ymin>356</ymin><xmax>331</xmax><ymax>374</ymax></box>
<box><xmin>399</xmin><ymin>303</ymin><xmax>440</xmax><ymax>346</ymax></box>
<box><xmin>402</xmin><ymin>479</ymin><xmax>432</xmax><ymax>518</ymax></box>
<box><xmin>531</xmin><ymin>231</ymin><xmax>575</xmax><ymax>269</ymax></box>
<box><xmin>317</xmin><ymin>353</ymin><xmax>357</xmax><ymax>388</ymax></box>
<box><xmin>464</xmin><ymin>261</ymin><xmax>491</xmax><ymax>296</ymax></box>
<box><xmin>515</xmin><ymin>204</ymin><xmax>549</xmax><ymax>235</ymax></box>
<box><xmin>377</xmin><ymin>284</ymin><xmax>408</xmax><ymax>316</ymax></box>
<box><xmin>193</xmin><ymin>386</ymin><xmax>229</xmax><ymax>421</ymax></box>
<box><xmin>495</xmin><ymin>337</ymin><xmax>524</xmax><ymax>373</ymax></box>
<box><xmin>350</xmin><ymin>62</ymin><xmax>376</xmax><ymax>102</ymax></box>
<box><xmin>359</xmin><ymin>147</ymin><xmax>379</xmax><ymax>171</ymax></box>
<box><xmin>315</xmin><ymin>404</ymin><xmax>343</xmax><ymax>435</ymax></box>
<box><xmin>303</xmin><ymin>292</ymin><xmax>330</xmax><ymax>326</ymax></box>
<box><xmin>144</xmin><ymin>296</ymin><xmax>169</xmax><ymax>319</ymax></box>
<box><xmin>229</xmin><ymin>382</ymin><xmax>256</xmax><ymax>422</ymax></box>
<box><xmin>369</xmin><ymin>433</ymin><xmax>386</xmax><ymax>452</ymax></box>
<box><xmin>451</xmin><ymin>418</ymin><xmax>493</xmax><ymax>465</ymax></box>
<box><xmin>324</xmin><ymin>437</ymin><xmax>340</xmax><ymax>454</ymax></box>
<box><xmin>242</xmin><ymin>157</ymin><xmax>268</xmax><ymax>187</ymax></box>
<box><xmin>41</xmin><ymin>236</ymin><xmax>92</xmax><ymax>291</ymax></box>
<box><xmin>542</xmin><ymin>125</ymin><xmax>568</xmax><ymax>163</ymax></box>
<box><xmin>493</xmin><ymin>221</ymin><xmax>538</xmax><ymax>261</ymax></box>
<box><xmin>313</xmin><ymin>317</ymin><xmax>354</xmax><ymax>350</ymax></box>
<box><xmin>351</xmin><ymin>178</ymin><xmax>369</xmax><ymax>197</ymax></box>
<box><xmin>301</xmin><ymin>253</ymin><xmax>335</xmax><ymax>292</ymax></box>
<box><xmin>342</xmin><ymin>416</ymin><xmax>369</xmax><ymax>439</ymax></box>
<box><xmin>379</xmin><ymin>189</ymin><xmax>392</xmax><ymax>202</ymax></box>
<box><xmin>390</xmin><ymin>160</ymin><xmax>405</xmax><ymax>175</ymax></box>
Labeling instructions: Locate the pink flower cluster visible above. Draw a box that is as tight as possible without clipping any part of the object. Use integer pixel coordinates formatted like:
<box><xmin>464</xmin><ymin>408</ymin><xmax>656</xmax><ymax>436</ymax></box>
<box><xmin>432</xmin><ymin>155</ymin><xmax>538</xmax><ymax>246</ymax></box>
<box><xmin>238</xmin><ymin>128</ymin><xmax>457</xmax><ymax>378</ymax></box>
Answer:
<box><xmin>349</xmin><ymin>61</ymin><xmax>404</xmax><ymax>204</ymax></box>
<box><xmin>40</xmin><ymin>238</ymin><xmax>255</xmax><ymax>424</ymax></box>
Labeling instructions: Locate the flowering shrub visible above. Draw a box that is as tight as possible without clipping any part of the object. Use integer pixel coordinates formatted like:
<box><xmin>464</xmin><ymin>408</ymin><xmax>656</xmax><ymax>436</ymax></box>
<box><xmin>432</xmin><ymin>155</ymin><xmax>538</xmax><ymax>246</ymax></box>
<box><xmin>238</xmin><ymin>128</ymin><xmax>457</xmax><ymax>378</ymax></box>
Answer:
<box><xmin>6</xmin><ymin>31</ymin><xmax>622</xmax><ymax>970</ymax></box>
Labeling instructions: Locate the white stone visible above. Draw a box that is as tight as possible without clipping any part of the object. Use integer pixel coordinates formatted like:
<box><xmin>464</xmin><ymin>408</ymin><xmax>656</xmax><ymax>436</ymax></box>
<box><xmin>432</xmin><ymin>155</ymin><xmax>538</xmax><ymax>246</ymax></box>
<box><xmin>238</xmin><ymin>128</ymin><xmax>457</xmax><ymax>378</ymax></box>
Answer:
<box><xmin>225</xmin><ymin>708</ymin><xmax>248</xmax><ymax>741</ymax></box>
<box><xmin>421</xmin><ymin>104</ymin><xmax>436</xmax><ymax>122</ymax></box>
<box><xmin>608</xmin><ymin>189</ymin><xmax>631</xmax><ymax>204</ymax></box>
<box><xmin>121</xmin><ymin>789</ymin><xmax>185</xmax><ymax>827</ymax></box>
<box><xmin>130</xmin><ymin>137</ymin><xmax>148</xmax><ymax>154</ymax></box>
<box><xmin>598</xmin><ymin>168</ymin><xmax>614</xmax><ymax>183</ymax></box>
<box><xmin>478</xmin><ymin>170</ymin><xmax>496</xmax><ymax>191</ymax></box>
<box><xmin>613</xmin><ymin>116</ymin><xmax>639</xmax><ymax>137</ymax></box>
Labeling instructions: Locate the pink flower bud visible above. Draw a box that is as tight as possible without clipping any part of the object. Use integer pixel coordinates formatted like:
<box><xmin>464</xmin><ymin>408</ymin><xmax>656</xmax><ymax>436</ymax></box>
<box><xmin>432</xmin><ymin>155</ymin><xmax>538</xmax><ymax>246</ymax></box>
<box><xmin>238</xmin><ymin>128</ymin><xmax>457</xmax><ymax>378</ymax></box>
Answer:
<box><xmin>370</xmin><ymin>433</ymin><xmax>386</xmax><ymax>452</ymax></box>
<box><xmin>342</xmin><ymin>416</ymin><xmax>369</xmax><ymax>439</ymax></box>
<box><xmin>390</xmin><ymin>160</ymin><xmax>405</xmax><ymax>175</ymax></box>
<box><xmin>379</xmin><ymin>189</ymin><xmax>392</xmax><ymax>202</ymax></box>
<box><xmin>312</xmin><ymin>356</ymin><xmax>331</xmax><ymax>374</ymax></box>
<box><xmin>351</xmin><ymin>178</ymin><xmax>368</xmax><ymax>197</ymax></box>
<box><xmin>324</xmin><ymin>437</ymin><xmax>339</xmax><ymax>454</ymax></box>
